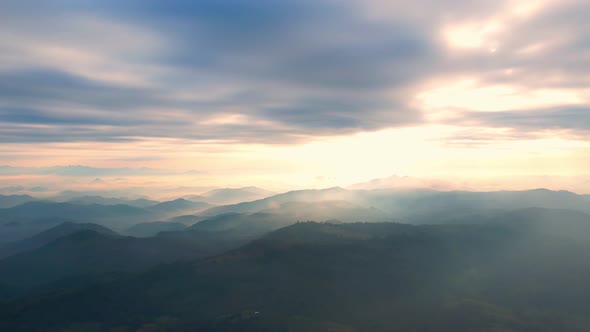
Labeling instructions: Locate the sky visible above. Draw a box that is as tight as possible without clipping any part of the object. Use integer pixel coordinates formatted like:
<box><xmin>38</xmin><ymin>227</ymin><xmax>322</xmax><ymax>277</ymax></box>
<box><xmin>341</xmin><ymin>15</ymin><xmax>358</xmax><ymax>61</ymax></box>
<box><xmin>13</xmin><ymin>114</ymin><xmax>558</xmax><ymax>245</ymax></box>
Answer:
<box><xmin>1</xmin><ymin>0</ymin><xmax>589</xmax><ymax>196</ymax></box>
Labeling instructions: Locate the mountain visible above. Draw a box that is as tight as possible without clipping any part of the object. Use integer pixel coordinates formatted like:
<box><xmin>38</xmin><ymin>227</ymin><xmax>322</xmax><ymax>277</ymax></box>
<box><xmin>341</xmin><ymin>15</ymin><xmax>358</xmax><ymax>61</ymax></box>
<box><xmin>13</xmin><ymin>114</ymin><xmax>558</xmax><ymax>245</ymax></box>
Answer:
<box><xmin>348</xmin><ymin>175</ymin><xmax>453</xmax><ymax>191</ymax></box>
<box><xmin>0</xmin><ymin>195</ymin><xmax>37</xmax><ymax>208</ymax></box>
<box><xmin>366</xmin><ymin>188</ymin><xmax>590</xmax><ymax>220</ymax></box>
<box><xmin>201</xmin><ymin>187</ymin><xmax>356</xmax><ymax>215</ymax></box>
<box><xmin>146</xmin><ymin>198</ymin><xmax>213</xmax><ymax>215</ymax></box>
<box><xmin>190</xmin><ymin>201</ymin><xmax>390</xmax><ymax>236</ymax></box>
<box><xmin>190</xmin><ymin>212</ymin><xmax>294</xmax><ymax>236</ymax></box>
<box><xmin>200</xmin><ymin>187</ymin><xmax>275</xmax><ymax>205</ymax></box>
<box><xmin>129</xmin><ymin>198</ymin><xmax>162</xmax><ymax>207</ymax></box>
<box><xmin>168</xmin><ymin>214</ymin><xmax>208</xmax><ymax>225</ymax></box>
<box><xmin>259</xmin><ymin>200</ymin><xmax>391</xmax><ymax>223</ymax></box>
<box><xmin>0</xmin><ymin>199</ymin><xmax>213</xmax><ymax>243</ymax></box>
<box><xmin>0</xmin><ymin>225</ymin><xmax>259</xmax><ymax>299</ymax></box>
<box><xmin>238</xmin><ymin>186</ymin><xmax>276</xmax><ymax>196</ymax></box>
<box><xmin>3</xmin><ymin>207</ymin><xmax>589</xmax><ymax>331</ymax></box>
<box><xmin>125</xmin><ymin>221</ymin><xmax>187</xmax><ymax>237</ymax></box>
<box><xmin>67</xmin><ymin>195</ymin><xmax>159</xmax><ymax>207</ymax></box>
<box><xmin>2</xmin><ymin>189</ymin><xmax>585</xmax><ymax>243</ymax></box>
<box><xmin>201</xmin><ymin>187</ymin><xmax>590</xmax><ymax>219</ymax></box>
<box><xmin>0</xmin><ymin>231</ymin><xmax>121</xmax><ymax>296</ymax></box>
<box><xmin>0</xmin><ymin>201</ymin><xmax>149</xmax><ymax>221</ymax></box>
<box><xmin>51</xmin><ymin>190</ymin><xmax>153</xmax><ymax>202</ymax></box>
<box><xmin>182</xmin><ymin>194</ymin><xmax>208</xmax><ymax>202</ymax></box>
<box><xmin>0</xmin><ymin>201</ymin><xmax>152</xmax><ymax>231</ymax></box>
<box><xmin>0</xmin><ymin>222</ymin><xmax>117</xmax><ymax>259</ymax></box>
<box><xmin>0</xmin><ymin>217</ymin><xmax>75</xmax><ymax>246</ymax></box>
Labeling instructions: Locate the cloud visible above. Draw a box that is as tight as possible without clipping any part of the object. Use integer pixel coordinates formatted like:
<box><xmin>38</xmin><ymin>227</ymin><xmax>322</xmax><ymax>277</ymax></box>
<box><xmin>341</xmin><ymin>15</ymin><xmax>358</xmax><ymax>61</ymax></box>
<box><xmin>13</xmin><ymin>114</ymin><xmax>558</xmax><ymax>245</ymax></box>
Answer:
<box><xmin>451</xmin><ymin>106</ymin><xmax>590</xmax><ymax>139</ymax></box>
<box><xmin>108</xmin><ymin>156</ymin><xmax>165</xmax><ymax>162</ymax></box>
<box><xmin>435</xmin><ymin>104</ymin><xmax>590</xmax><ymax>148</ymax></box>
<box><xmin>0</xmin><ymin>0</ymin><xmax>435</xmax><ymax>144</ymax></box>
<box><xmin>0</xmin><ymin>165</ymin><xmax>181</xmax><ymax>177</ymax></box>
<box><xmin>0</xmin><ymin>0</ymin><xmax>587</xmax><ymax>147</ymax></box>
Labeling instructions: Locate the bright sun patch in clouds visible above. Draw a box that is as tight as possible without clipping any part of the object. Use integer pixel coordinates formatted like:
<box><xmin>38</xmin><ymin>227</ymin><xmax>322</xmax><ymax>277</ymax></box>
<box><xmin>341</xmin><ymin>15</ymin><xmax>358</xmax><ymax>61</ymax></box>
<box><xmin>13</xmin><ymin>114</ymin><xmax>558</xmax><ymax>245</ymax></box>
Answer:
<box><xmin>443</xmin><ymin>21</ymin><xmax>503</xmax><ymax>51</ymax></box>
<box><xmin>441</xmin><ymin>0</ymin><xmax>555</xmax><ymax>53</ymax></box>
<box><xmin>0</xmin><ymin>0</ymin><xmax>589</xmax><ymax>194</ymax></box>
<box><xmin>417</xmin><ymin>79</ymin><xmax>586</xmax><ymax>113</ymax></box>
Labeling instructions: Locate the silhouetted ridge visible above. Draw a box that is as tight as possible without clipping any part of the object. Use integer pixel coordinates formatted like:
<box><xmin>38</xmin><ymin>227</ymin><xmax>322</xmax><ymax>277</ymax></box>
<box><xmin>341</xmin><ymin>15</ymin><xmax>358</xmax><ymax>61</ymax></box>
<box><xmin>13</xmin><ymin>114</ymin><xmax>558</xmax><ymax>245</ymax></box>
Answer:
<box><xmin>0</xmin><ymin>222</ymin><xmax>117</xmax><ymax>258</ymax></box>
<box><xmin>6</xmin><ymin>213</ymin><xmax>588</xmax><ymax>331</ymax></box>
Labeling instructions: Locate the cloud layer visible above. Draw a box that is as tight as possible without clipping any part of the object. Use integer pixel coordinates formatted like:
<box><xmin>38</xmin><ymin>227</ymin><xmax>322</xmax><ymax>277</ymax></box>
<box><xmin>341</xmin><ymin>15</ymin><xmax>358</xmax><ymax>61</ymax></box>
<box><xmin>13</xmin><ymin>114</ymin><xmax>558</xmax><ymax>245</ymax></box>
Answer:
<box><xmin>2</xmin><ymin>0</ymin><xmax>586</xmax><ymax>145</ymax></box>
<box><xmin>0</xmin><ymin>0</ymin><xmax>435</xmax><ymax>144</ymax></box>
<box><xmin>0</xmin><ymin>0</ymin><xmax>589</xmax><ymax>192</ymax></box>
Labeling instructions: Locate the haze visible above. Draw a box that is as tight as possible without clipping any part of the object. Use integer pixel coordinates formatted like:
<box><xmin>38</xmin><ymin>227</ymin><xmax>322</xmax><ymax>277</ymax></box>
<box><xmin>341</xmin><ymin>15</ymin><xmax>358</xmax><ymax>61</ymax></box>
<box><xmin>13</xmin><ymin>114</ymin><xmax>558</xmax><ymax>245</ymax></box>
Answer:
<box><xmin>1</xmin><ymin>3</ymin><xmax>590</xmax><ymax>330</ymax></box>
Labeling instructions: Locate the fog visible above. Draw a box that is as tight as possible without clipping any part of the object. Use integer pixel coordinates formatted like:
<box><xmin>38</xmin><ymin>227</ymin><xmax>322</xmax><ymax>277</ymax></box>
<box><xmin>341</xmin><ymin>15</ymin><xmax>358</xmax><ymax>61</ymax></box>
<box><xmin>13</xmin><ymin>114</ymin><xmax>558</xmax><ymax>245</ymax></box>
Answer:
<box><xmin>0</xmin><ymin>187</ymin><xmax>588</xmax><ymax>331</ymax></box>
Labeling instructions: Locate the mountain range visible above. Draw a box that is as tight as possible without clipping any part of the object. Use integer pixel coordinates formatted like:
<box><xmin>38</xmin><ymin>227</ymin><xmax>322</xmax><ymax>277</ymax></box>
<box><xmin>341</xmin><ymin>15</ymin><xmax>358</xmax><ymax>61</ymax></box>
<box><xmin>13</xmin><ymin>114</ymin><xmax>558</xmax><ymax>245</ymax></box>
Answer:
<box><xmin>184</xmin><ymin>186</ymin><xmax>275</xmax><ymax>205</ymax></box>
<box><xmin>0</xmin><ymin>188</ymin><xmax>589</xmax><ymax>331</ymax></box>
<box><xmin>1</xmin><ymin>207</ymin><xmax>588</xmax><ymax>331</ymax></box>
